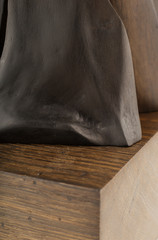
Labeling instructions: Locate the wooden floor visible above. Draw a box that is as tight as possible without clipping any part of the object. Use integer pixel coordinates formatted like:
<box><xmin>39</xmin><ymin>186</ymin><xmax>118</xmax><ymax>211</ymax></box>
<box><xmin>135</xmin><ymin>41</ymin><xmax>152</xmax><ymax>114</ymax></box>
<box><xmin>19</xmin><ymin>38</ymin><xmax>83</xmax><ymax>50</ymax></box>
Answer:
<box><xmin>0</xmin><ymin>112</ymin><xmax>158</xmax><ymax>188</ymax></box>
<box><xmin>0</xmin><ymin>112</ymin><xmax>158</xmax><ymax>239</ymax></box>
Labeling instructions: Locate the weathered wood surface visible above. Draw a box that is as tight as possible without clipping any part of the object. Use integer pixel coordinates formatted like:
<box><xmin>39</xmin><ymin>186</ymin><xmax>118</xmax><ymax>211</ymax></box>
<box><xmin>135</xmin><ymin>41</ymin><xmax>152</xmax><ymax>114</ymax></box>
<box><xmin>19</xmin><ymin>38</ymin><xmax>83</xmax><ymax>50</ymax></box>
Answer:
<box><xmin>101</xmin><ymin>132</ymin><xmax>158</xmax><ymax>240</ymax></box>
<box><xmin>0</xmin><ymin>112</ymin><xmax>158</xmax><ymax>189</ymax></box>
<box><xmin>0</xmin><ymin>171</ymin><xmax>99</xmax><ymax>240</ymax></box>
<box><xmin>111</xmin><ymin>0</ymin><xmax>158</xmax><ymax>112</ymax></box>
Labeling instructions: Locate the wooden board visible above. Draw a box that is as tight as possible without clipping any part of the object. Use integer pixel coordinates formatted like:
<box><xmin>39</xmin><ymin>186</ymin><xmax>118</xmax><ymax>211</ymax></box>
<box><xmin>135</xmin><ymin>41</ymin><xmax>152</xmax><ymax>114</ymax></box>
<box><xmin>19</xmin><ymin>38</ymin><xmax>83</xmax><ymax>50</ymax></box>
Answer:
<box><xmin>0</xmin><ymin>112</ymin><xmax>158</xmax><ymax>239</ymax></box>
<box><xmin>0</xmin><ymin>112</ymin><xmax>158</xmax><ymax>189</ymax></box>
<box><xmin>101</xmin><ymin>132</ymin><xmax>158</xmax><ymax>240</ymax></box>
<box><xmin>0</xmin><ymin>171</ymin><xmax>99</xmax><ymax>240</ymax></box>
<box><xmin>110</xmin><ymin>0</ymin><xmax>158</xmax><ymax>112</ymax></box>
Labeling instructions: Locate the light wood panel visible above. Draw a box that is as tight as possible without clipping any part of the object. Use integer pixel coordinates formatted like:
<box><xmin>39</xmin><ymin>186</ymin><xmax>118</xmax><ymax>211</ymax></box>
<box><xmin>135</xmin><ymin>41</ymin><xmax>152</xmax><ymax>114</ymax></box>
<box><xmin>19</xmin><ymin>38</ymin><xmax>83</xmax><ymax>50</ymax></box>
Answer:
<box><xmin>101</xmin><ymin>132</ymin><xmax>158</xmax><ymax>239</ymax></box>
<box><xmin>111</xmin><ymin>0</ymin><xmax>158</xmax><ymax>112</ymax></box>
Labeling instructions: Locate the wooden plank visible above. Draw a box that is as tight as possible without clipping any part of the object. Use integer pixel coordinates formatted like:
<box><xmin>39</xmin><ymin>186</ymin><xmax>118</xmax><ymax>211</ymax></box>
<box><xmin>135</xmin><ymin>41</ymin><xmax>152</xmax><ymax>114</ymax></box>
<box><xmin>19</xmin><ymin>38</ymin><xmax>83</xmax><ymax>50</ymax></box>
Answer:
<box><xmin>111</xmin><ymin>0</ymin><xmax>158</xmax><ymax>112</ymax></box>
<box><xmin>0</xmin><ymin>171</ymin><xmax>99</xmax><ymax>240</ymax></box>
<box><xmin>0</xmin><ymin>114</ymin><xmax>157</xmax><ymax>239</ymax></box>
<box><xmin>0</xmin><ymin>112</ymin><xmax>158</xmax><ymax>189</ymax></box>
<box><xmin>101</xmin><ymin>132</ymin><xmax>158</xmax><ymax>240</ymax></box>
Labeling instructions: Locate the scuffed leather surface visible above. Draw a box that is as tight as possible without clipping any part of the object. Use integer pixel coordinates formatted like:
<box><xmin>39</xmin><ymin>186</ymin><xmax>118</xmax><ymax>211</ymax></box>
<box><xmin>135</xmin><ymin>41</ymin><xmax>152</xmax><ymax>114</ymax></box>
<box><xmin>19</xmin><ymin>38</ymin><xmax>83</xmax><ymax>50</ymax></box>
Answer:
<box><xmin>0</xmin><ymin>0</ymin><xmax>141</xmax><ymax>146</ymax></box>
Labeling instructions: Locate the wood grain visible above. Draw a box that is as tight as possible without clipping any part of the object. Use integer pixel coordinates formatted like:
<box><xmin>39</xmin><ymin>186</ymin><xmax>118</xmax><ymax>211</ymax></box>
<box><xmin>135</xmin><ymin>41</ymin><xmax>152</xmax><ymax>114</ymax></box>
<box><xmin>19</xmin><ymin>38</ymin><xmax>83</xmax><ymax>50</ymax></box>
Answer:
<box><xmin>110</xmin><ymin>0</ymin><xmax>158</xmax><ymax>112</ymax></box>
<box><xmin>0</xmin><ymin>171</ymin><xmax>99</xmax><ymax>240</ymax></box>
<box><xmin>101</xmin><ymin>132</ymin><xmax>158</xmax><ymax>240</ymax></box>
<box><xmin>0</xmin><ymin>112</ymin><xmax>158</xmax><ymax>189</ymax></box>
<box><xmin>0</xmin><ymin>113</ymin><xmax>158</xmax><ymax>240</ymax></box>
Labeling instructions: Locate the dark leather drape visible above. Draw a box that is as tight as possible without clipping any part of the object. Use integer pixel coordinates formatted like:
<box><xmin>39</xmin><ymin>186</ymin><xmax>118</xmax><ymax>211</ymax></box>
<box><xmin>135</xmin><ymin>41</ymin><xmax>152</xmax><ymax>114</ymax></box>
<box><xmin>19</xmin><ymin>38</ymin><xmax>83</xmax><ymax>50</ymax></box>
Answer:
<box><xmin>0</xmin><ymin>0</ymin><xmax>141</xmax><ymax>146</ymax></box>
<box><xmin>0</xmin><ymin>0</ymin><xmax>7</xmax><ymax>57</ymax></box>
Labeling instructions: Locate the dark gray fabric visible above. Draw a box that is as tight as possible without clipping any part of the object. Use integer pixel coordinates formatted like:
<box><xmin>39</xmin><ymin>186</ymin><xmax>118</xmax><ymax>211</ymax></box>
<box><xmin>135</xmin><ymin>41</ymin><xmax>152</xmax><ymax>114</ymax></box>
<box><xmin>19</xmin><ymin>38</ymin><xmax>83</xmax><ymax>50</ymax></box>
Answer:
<box><xmin>0</xmin><ymin>0</ymin><xmax>4</xmax><ymax>27</ymax></box>
<box><xmin>0</xmin><ymin>0</ymin><xmax>6</xmax><ymax>56</ymax></box>
<box><xmin>0</xmin><ymin>0</ymin><xmax>5</xmax><ymax>30</ymax></box>
<box><xmin>0</xmin><ymin>0</ymin><xmax>141</xmax><ymax>145</ymax></box>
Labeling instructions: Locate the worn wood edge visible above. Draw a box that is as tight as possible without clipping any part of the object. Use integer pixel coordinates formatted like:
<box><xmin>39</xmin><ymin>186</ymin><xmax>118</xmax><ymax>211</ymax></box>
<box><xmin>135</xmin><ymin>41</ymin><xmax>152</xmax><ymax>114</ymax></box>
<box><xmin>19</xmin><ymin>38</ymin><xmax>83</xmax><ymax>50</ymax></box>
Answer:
<box><xmin>100</xmin><ymin>132</ymin><xmax>158</xmax><ymax>240</ymax></box>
